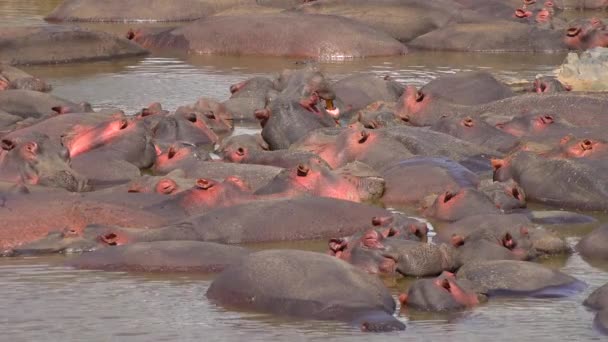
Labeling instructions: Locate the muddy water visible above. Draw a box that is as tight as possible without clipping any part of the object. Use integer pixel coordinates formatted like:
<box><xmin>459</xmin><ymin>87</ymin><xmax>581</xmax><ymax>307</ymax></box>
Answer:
<box><xmin>3</xmin><ymin>1</ymin><xmax>608</xmax><ymax>341</ymax></box>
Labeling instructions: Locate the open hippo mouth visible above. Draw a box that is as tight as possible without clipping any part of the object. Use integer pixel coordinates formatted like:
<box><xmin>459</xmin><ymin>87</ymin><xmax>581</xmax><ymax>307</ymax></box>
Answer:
<box><xmin>300</xmin><ymin>92</ymin><xmax>340</xmax><ymax>118</ymax></box>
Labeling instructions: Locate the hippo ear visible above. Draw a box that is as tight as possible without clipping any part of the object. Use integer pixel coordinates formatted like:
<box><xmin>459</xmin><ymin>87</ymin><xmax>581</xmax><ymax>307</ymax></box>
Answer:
<box><xmin>1</xmin><ymin>139</ymin><xmax>15</xmax><ymax>151</ymax></box>
<box><xmin>328</xmin><ymin>237</ymin><xmax>347</xmax><ymax>254</ymax></box>
<box><xmin>519</xmin><ymin>226</ymin><xmax>529</xmax><ymax>236</ymax></box>
<box><xmin>296</xmin><ymin>164</ymin><xmax>310</xmax><ymax>177</ymax></box>
<box><xmin>254</xmin><ymin>108</ymin><xmax>270</xmax><ymax>121</ymax></box>
<box><xmin>24</xmin><ymin>142</ymin><xmax>38</xmax><ymax>155</ymax></box>
<box><xmin>52</xmin><ymin>106</ymin><xmax>71</xmax><ymax>115</ymax></box>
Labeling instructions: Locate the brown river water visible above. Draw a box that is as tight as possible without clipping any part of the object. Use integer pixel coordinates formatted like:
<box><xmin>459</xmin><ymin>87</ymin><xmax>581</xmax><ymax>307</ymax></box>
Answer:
<box><xmin>2</xmin><ymin>1</ymin><xmax>608</xmax><ymax>340</ymax></box>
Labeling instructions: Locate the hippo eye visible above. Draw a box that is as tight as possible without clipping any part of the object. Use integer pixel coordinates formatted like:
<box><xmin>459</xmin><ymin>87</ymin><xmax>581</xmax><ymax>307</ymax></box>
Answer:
<box><xmin>196</xmin><ymin>178</ymin><xmax>214</xmax><ymax>190</ymax></box>
<box><xmin>358</xmin><ymin>130</ymin><xmax>369</xmax><ymax>144</ymax></box>
<box><xmin>296</xmin><ymin>164</ymin><xmax>310</xmax><ymax>177</ymax></box>
<box><xmin>186</xmin><ymin>113</ymin><xmax>197</xmax><ymax>123</ymax></box>
<box><xmin>386</xmin><ymin>228</ymin><xmax>398</xmax><ymax>238</ymax></box>
<box><xmin>140</xmin><ymin>108</ymin><xmax>153</xmax><ymax>117</ymax></box>
<box><xmin>415</xmin><ymin>91</ymin><xmax>425</xmax><ymax>102</ymax></box>
<box><xmin>127</xmin><ymin>188</ymin><xmax>140</xmax><ymax>193</ymax></box>
<box><xmin>581</xmin><ymin>139</ymin><xmax>593</xmax><ymax>151</ymax></box>
<box><xmin>567</xmin><ymin>27</ymin><xmax>581</xmax><ymax>37</ymax></box>
<box><xmin>400</xmin><ymin>115</ymin><xmax>410</xmax><ymax>123</ymax></box>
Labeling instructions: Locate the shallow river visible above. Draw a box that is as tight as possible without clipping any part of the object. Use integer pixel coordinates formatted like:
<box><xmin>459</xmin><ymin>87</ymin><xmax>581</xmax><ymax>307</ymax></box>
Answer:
<box><xmin>2</xmin><ymin>1</ymin><xmax>608</xmax><ymax>341</ymax></box>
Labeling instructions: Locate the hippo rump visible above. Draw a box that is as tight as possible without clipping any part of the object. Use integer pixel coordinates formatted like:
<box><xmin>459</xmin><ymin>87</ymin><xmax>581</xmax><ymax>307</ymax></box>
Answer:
<box><xmin>456</xmin><ymin>260</ymin><xmax>586</xmax><ymax>297</ymax></box>
<box><xmin>206</xmin><ymin>250</ymin><xmax>406</xmax><ymax>332</ymax></box>
<box><xmin>576</xmin><ymin>225</ymin><xmax>608</xmax><ymax>262</ymax></box>
<box><xmin>128</xmin><ymin>13</ymin><xmax>408</xmax><ymax>59</ymax></box>
<box><xmin>45</xmin><ymin>0</ymin><xmax>252</xmax><ymax>22</ymax></box>
<box><xmin>0</xmin><ymin>25</ymin><xmax>147</xmax><ymax>65</ymax></box>
<box><xmin>409</xmin><ymin>21</ymin><xmax>568</xmax><ymax>53</ymax></box>
<box><xmin>65</xmin><ymin>241</ymin><xmax>250</xmax><ymax>273</ymax></box>
<box><xmin>420</xmin><ymin>71</ymin><xmax>514</xmax><ymax>106</ymax></box>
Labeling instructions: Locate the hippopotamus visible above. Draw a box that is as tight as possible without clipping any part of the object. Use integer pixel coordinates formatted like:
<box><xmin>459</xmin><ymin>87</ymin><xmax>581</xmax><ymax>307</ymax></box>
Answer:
<box><xmin>0</xmin><ymin>25</ymin><xmax>147</xmax><ymax>65</ymax></box>
<box><xmin>293</xmin><ymin>0</ymin><xmax>495</xmax><ymax>42</ymax></box>
<box><xmin>0</xmin><ymin>64</ymin><xmax>51</xmax><ymax>92</ymax></box>
<box><xmin>65</xmin><ymin>241</ymin><xmax>250</xmax><ymax>273</ymax></box>
<box><xmin>0</xmin><ymin>90</ymin><xmax>90</xmax><ymax>120</ymax></box>
<box><xmin>478</xmin><ymin>179</ymin><xmax>527</xmax><ymax>211</ymax></box>
<box><xmin>62</xmin><ymin>116</ymin><xmax>157</xmax><ymax>169</ymax></box>
<box><xmin>128</xmin><ymin>13</ymin><xmax>407</xmax><ymax>59</ymax></box>
<box><xmin>151</xmin><ymin>111</ymin><xmax>219</xmax><ymax>151</ymax></box>
<box><xmin>526</xmin><ymin>76</ymin><xmax>571</xmax><ymax>93</ymax></box>
<box><xmin>0</xmin><ymin>132</ymin><xmax>88</xmax><ymax>192</ymax></box>
<box><xmin>493</xmin><ymin>151</ymin><xmax>608</xmax><ymax>211</ymax></box>
<box><xmin>380</xmin><ymin>157</ymin><xmax>479</xmax><ymax>206</ymax></box>
<box><xmin>334</xmin><ymin>161</ymin><xmax>386</xmax><ymax>201</ymax></box>
<box><xmin>576</xmin><ymin>225</ymin><xmax>608</xmax><ymax>262</ymax></box>
<box><xmin>153</xmin><ymin>144</ymin><xmax>210</xmax><ymax>174</ymax></box>
<box><xmin>353</xmin><ymin>101</ymin><xmax>404</xmax><ymax>129</ymax></box>
<box><xmin>420</xmin><ymin>71</ymin><xmax>515</xmax><ymax>106</ymax></box>
<box><xmin>456</xmin><ymin>260</ymin><xmax>586</xmax><ymax>297</ymax></box>
<box><xmin>254</xmin><ymin>162</ymin><xmax>361</xmax><ymax>202</ymax></box>
<box><xmin>431</xmin><ymin>115</ymin><xmax>520</xmax><ymax>153</ymax></box>
<box><xmin>177</xmin><ymin>97</ymin><xmax>234</xmax><ymax>130</ymax></box>
<box><xmin>436</xmin><ymin>213</ymin><xmax>570</xmax><ymax>256</ymax></box>
<box><xmin>585</xmin><ymin>282</ymin><xmax>608</xmax><ymax>312</ymax></box>
<box><xmin>222</xmin><ymin>145</ymin><xmax>330</xmax><ymax>169</ymax></box>
<box><xmin>222</xmin><ymin>77</ymin><xmax>279</xmax><ymax>122</ymax></box>
<box><xmin>21</xmin><ymin>196</ymin><xmax>393</xmax><ymax>252</ymax></box>
<box><xmin>206</xmin><ymin>250</ymin><xmax>405</xmax><ymax>331</ymax></box>
<box><xmin>331</xmin><ymin>74</ymin><xmax>404</xmax><ymax>114</ymax></box>
<box><xmin>0</xmin><ymin>191</ymin><xmax>168</xmax><ymax>251</ymax></box>
<box><xmin>399</xmin><ymin>272</ymin><xmax>480</xmax><ymax>312</ymax></box>
<box><xmin>45</xmin><ymin>0</ymin><xmax>254</xmax><ymax>22</ymax></box>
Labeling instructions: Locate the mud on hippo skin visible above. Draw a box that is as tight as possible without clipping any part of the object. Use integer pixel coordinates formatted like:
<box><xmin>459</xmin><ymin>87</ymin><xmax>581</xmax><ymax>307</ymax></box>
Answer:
<box><xmin>206</xmin><ymin>250</ymin><xmax>405</xmax><ymax>332</ymax></box>
<box><xmin>0</xmin><ymin>132</ymin><xmax>88</xmax><ymax>192</ymax></box>
<box><xmin>456</xmin><ymin>260</ymin><xmax>586</xmax><ymax>297</ymax></box>
<box><xmin>400</xmin><ymin>271</ymin><xmax>481</xmax><ymax>312</ymax></box>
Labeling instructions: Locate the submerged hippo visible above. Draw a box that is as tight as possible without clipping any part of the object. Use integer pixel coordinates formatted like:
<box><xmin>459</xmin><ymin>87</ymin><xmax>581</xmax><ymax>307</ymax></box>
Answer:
<box><xmin>206</xmin><ymin>250</ymin><xmax>406</xmax><ymax>331</ymax></box>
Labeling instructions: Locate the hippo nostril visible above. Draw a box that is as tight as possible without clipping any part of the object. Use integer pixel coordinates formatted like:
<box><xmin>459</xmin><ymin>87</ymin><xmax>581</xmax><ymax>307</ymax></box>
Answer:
<box><xmin>236</xmin><ymin>147</ymin><xmax>245</xmax><ymax>156</ymax></box>
<box><xmin>581</xmin><ymin>139</ymin><xmax>593</xmax><ymax>151</ymax></box>
<box><xmin>186</xmin><ymin>113</ymin><xmax>197</xmax><ymax>123</ymax></box>
<box><xmin>512</xmin><ymin>187</ymin><xmax>521</xmax><ymax>200</ymax></box>
<box><xmin>415</xmin><ymin>91</ymin><xmax>425</xmax><ymax>102</ymax></box>
<box><xmin>196</xmin><ymin>178</ymin><xmax>214</xmax><ymax>190</ymax></box>
<box><xmin>462</xmin><ymin>117</ymin><xmax>474</xmax><ymax>127</ymax></box>
<box><xmin>358</xmin><ymin>130</ymin><xmax>369</xmax><ymax>144</ymax></box>
<box><xmin>443</xmin><ymin>191</ymin><xmax>455</xmax><ymax>203</ymax></box>
<box><xmin>297</xmin><ymin>164</ymin><xmax>310</xmax><ymax>177</ymax></box>
<box><xmin>567</xmin><ymin>27</ymin><xmax>581</xmax><ymax>37</ymax></box>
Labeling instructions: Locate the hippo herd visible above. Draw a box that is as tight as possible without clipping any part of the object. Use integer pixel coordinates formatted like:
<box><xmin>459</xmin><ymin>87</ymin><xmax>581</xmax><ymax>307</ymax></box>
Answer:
<box><xmin>2</xmin><ymin>0</ymin><xmax>608</xmax><ymax>336</ymax></box>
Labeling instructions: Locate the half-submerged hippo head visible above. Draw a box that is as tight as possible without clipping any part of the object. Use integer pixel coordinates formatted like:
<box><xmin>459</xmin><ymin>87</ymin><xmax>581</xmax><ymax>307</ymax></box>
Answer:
<box><xmin>153</xmin><ymin>112</ymin><xmax>219</xmax><ymax>150</ymax></box>
<box><xmin>0</xmin><ymin>133</ymin><xmax>88</xmax><ymax>192</ymax></box>
<box><xmin>400</xmin><ymin>271</ymin><xmax>481</xmax><ymax>312</ymax></box>
<box><xmin>176</xmin><ymin>177</ymin><xmax>254</xmax><ymax>215</ymax></box>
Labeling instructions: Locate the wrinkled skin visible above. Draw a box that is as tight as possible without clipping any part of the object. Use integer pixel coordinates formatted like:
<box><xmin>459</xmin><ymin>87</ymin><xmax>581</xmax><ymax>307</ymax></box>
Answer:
<box><xmin>400</xmin><ymin>272</ymin><xmax>480</xmax><ymax>312</ymax></box>
<box><xmin>493</xmin><ymin>150</ymin><xmax>608</xmax><ymax>211</ymax></box>
<box><xmin>45</xmin><ymin>0</ymin><xmax>252</xmax><ymax>22</ymax></box>
<box><xmin>0</xmin><ymin>89</ymin><xmax>89</xmax><ymax>120</ymax></box>
<box><xmin>409</xmin><ymin>21</ymin><xmax>568</xmax><ymax>53</ymax></box>
<box><xmin>0</xmin><ymin>25</ymin><xmax>147</xmax><ymax>65</ymax></box>
<box><xmin>423</xmin><ymin>187</ymin><xmax>502</xmax><ymax>222</ymax></box>
<box><xmin>421</xmin><ymin>71</ymin><xmax>514</xmax><ymax>106</ymax></box>
<box><xmin>129</xmin><ymin>13</ymin><xmax>407</xmax><ymax>59</ymax></box>
<box><xmin>206</xmin><ymin>250</ymin><xmax>405</xmax><ymax>332</ymax></box>
<box><xmin>65</xmin><ymin>241</ymin><xmax>250</xmax><ymax>273</ymax></box>
<box><xmin>457</xmin><ymin>260</ymin><xmax>587</xmax><ymax>297</ymax></box>
<box><xmin>577</xmin><ymin>225</ymin><xmax>608</xmax><ymax>262</ymax></box>
<box><xmin>254</xmin><ymin>162</ymin><xmax>361</xmax><ymax>202</ymax></box>
<box><xmin>380</xmin><ymin>157</ymin><xmax>479</xmax><ymax>206</ymax></box>
<box><xmin>0</xmin><ymin>192</ymin><xmax>167</xmax><ymax>250</ymax></box>
<box><xmin>0</xmin><ymin>64</ymin><xmax>51</xmax><ymax>92</ymax></box>
<box><xmin>0</xmin><ymin>132</ymin><xmax>88</xmax><ymax>192</ymax></box>
<box><xmin>63</xmin><ymin>116</ymin><xmax>157</xmax><ymax>169</ymax></box>
<box><xmin>331</xmin><ymin>74</ymin><xmax>404</xmax><ymax>114</ymax></box>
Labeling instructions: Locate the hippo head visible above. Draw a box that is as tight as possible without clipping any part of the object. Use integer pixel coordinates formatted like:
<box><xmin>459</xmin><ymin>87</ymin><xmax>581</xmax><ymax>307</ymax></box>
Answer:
<box><xmin>480</xmin><ymin>179</ymin><xmax>526</xmax><ymax>211</ymax></box>
<box><xmin>529</xmin><ymin>77</ymin><xmax>570</xmax><ymax>94</ymax></box>
<box><xmin>191</xmin><ymin>98</ymin><xmax>233</xmax><ymax>132</ymax></box>
<box><xmin>495</xmin><ymin>113</ymin><xmax>557</xmax><ymax>137</ymax></box>
<box><xmin>423</xmin><ymin>188</ymin><xmax>500</xmax><ymax>222</ymax></box>
<box><xmin>371</xmin><ymin>216</ymin><xmax>429</xmax><ymax>243</ymax></box>
<box><xmin>255</xmin><ymin>162</ymin><xmax>361</xmax><ymax>202</ymax></box>
<box><xmin>395</xmin><ymin>86</ymin><xmax>453</xmax><ymax>126</ymax></box>
<box><xmin>452</xmin><ymin>225</ymin><xmax>536</xmax><ymax>262</ymax></box>
<box><xmin>153</xmin><ymin>112</ymin><xmax>219</xmax><ymax>149</ymax></box>
<box><xmin>177</xmin><ymin>177</ymin><xmax>253</xmax><ymax>214</ymax></box>
<box><xmin>127</xmin><ymin>176</ymin><xmax>181</xmax><ymax>195</ymax></box>
<box><xmin>329</xmin><ymin>228</ymin><xmax>398</xmax><ymax>275</ymax></box>
<box><xmin>3</xmin><ymin>224</ymin><xmax>129</xmax><ymax>256</ymax></box>
<box><xmin>400</xmin><ymin>272</ymin><xmax>480</xmax><ymax>312</ymax></box>
<box><xmin>559</xmin><ymin>135</ymin><xmax>608</xmax><ymax>160</ymax></box>
<box><xmin>564</xmin><ymin>18</ymin><xmax>608</xmax><ymax>50</ymax></box>
<box><xmin>0</xmin><ymin>133</ymin><xmax>88</xmax><ymax>192</ymax></box>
